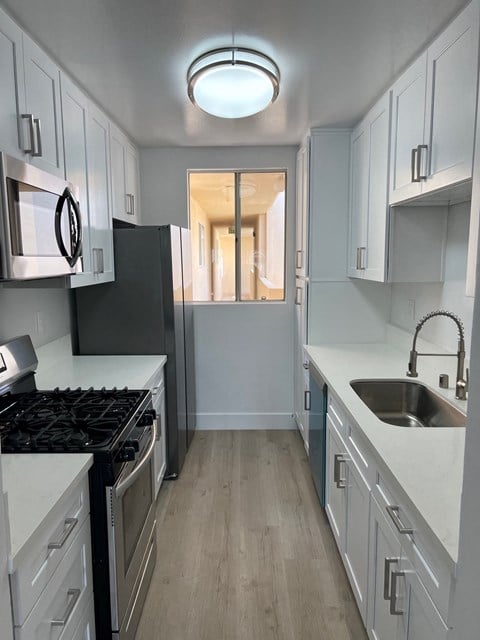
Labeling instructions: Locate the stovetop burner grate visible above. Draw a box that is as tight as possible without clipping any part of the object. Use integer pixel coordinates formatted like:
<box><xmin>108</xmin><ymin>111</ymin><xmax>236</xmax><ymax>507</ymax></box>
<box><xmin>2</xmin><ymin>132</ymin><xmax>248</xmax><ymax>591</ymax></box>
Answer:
<box><xmin>0</xmin><ymin>387</ymin><xmax>147</xmax><ymax>453</ymax></box>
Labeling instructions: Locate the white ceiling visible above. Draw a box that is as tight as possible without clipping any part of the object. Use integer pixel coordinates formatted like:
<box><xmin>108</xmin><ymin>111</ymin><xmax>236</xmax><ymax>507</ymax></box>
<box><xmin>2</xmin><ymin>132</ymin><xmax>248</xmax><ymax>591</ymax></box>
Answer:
<box><xmin>2</xmin><ymin>0</ymin><xmax>467</xmax><ymax>147</ymax></box>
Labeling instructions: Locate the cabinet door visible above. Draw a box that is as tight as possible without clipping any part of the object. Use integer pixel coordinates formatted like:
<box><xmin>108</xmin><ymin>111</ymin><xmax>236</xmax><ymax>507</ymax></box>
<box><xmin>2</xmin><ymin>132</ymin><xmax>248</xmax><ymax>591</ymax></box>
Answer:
<box><xmin>343</xmin><ymin>456</ymin><xmax>370</xmax><ymax>623</ymax></box>
<box><xmin>348</xmin><ymin>122</ymin><xmax>368</xmax><ymax>277</ymax></box>
<box><xmin>395</xmin><ymin>557</ymin><xmax>449</xmax><ymax>640</ymax></box>
<box><xmin>109</xmin><ymin>122</ymin><xmax>127</xmax><ymax>221</ymax></box>
<box><xmin>295</xmin><ymin>144</ymin><xmax>309</xmax><ymax>277</ymax></box>
<box><xmin>367</xmin><ymin>496</ymin><xmax>402</xmax><ymax>640</ymax></box>
<box><xmin>125</xmin><ymin>142</ymin><xmax>140</xmax><ymax>223</ymax></box>
<box><xmin>294</xmin><ymin>279</ymin><xmax>308</xmax><ymax>443</ymax></box>
<box><xmin>389</xmin><ymin>54</ymin><xmax>427</xmax><ymax>204</ymax></box>
<box><xmin>23</xmin><ymin>34</ymin><xmax>64</xmax><ymax>177</ymax></box>
<box><xmin>61</xmin><ymin>74</ymin><xmax>93</xmax><ymax>282</ymax></box>
<box><xmin>364</xmin><ymin>92</ymin><xmax>391</xmax><ymax>282</ymax></box>
<box><xmin>0</xmin><ymin>8</ymin><xmax>26</xmax><ymax>160</ymax></box>
<box><xmin>325</xmin><ymin>416</ymin><xmax>347</xmax><ymax>551</ymax></box>
<box><xmin>424</xmin><ymin>0</ymin><xmax>479</xmax><ymax>193</ymax></box>
<box><xmin>86</xmin><ymin>104</ymin><xmax>114</xmax><ymax>283</ymax></box>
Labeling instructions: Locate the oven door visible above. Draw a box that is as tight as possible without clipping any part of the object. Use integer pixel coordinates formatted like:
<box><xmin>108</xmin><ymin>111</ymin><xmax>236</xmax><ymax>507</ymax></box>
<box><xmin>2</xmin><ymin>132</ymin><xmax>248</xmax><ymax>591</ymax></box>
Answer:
<box><xmin>107</xmin><ymin>420</ymin><xmax>157</xmax><ymax>639</ymax></box>
<box><xmin>0</xmin><ymin>153</ymin><xmax>83</xmax><ymax>280</ymax></box>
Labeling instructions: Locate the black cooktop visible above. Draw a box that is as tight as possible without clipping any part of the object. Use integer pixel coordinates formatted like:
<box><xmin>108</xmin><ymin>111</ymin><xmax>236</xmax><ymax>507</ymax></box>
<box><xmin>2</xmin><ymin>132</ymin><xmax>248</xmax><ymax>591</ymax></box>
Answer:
<box><xmin>0</xmin><ymin>387</ymin><xmax>148</xmax><ymax>454</ymax></box>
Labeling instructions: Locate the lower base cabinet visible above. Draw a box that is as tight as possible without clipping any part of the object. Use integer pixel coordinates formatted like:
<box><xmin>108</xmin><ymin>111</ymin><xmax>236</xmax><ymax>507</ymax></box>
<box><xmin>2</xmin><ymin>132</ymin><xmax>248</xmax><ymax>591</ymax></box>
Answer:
<box><xmin>325</xmin><ymin>415</ymin><xmax>369</xmax><ymax>623</ymax></box>
<box><xmin>321</xmin><ymin>375</ymin><xmax>453</xmax><ymax>640</ymax></box>
<box><xmin>72</xmin><ymin>597</ymin><xmax>96</xmax><ymax>640</ymax></box>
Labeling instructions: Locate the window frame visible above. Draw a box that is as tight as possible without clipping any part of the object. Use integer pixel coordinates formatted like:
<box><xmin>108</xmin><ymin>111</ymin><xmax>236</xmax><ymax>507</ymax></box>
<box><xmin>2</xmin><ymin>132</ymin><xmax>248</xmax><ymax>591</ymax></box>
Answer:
<box><xmin>187</xmin><ymin>168</ymin><xmax>288</xmax><ymax>304</ymax></box>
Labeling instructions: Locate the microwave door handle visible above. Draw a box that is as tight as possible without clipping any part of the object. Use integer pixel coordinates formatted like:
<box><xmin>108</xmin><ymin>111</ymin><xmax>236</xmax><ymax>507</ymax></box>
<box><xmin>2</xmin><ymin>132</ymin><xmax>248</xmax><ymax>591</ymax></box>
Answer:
<box><xmin>114</xmin><ymin>419</ymin><xmax>157</xmax><ymax>499</ymax></box>
<box><xmin>55</xmin><ymin>188</ymin><xmax>83</xmax><ymax>267</ymax></box>
<box><xmin>67</xmin><ymin>192</ymin><xmax>83</xmax><ymax>267</ymax></box>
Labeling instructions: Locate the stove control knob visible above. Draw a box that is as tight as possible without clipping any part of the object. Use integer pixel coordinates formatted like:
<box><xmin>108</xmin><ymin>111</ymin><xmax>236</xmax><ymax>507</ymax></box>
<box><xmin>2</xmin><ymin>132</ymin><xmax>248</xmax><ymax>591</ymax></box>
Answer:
<box><xmin>139</xmin><ymin>411</ymin><xmax>155</xmax><ymax>427</ymax></box>
<box><xmin>121</xmin><ymin>446</ymin><xmax>136</xmax><ymax>461</ymax></box>
<box><xmin>125</xmin><ymin>440</ymin><xmax>140</xmax><ymax>452</ymax></box>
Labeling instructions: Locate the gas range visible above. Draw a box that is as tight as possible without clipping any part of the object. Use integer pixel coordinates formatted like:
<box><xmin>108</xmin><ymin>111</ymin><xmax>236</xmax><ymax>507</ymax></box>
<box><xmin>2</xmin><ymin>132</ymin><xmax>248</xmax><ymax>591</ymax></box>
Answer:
<box><xmin>0</xmin><ymin>386</ymin><xmax>151</xmax><ymax>461</ymax></box>
<box><xmin>0</xmin><ymin>336</ymin><xmax>157</xmax><ymax>640</ymax></box>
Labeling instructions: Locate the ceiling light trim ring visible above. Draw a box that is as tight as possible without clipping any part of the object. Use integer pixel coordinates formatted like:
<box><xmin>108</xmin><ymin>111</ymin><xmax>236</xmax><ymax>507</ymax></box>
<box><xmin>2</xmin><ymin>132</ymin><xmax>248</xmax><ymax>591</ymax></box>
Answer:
<box><xmin>187</xmin><ymin>47</ymin><xmax>280</xmax><ymax>118</ymax></box>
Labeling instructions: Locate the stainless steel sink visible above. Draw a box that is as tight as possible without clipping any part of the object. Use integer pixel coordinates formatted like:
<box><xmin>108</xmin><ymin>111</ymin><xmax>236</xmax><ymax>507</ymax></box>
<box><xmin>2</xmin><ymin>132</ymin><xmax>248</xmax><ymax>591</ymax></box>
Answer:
<box><xmin>350</xmin><ymin>379</ymin><xmax>466</xmax><ymax>428</ymax></box>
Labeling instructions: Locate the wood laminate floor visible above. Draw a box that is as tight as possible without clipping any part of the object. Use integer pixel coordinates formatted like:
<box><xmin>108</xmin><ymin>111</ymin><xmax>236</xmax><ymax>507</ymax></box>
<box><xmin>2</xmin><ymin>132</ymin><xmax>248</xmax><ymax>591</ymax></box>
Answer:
<box><xmin>135</xmin><ymin>430</ymin><xmax>368</xmax><ymax>640</ymax></box>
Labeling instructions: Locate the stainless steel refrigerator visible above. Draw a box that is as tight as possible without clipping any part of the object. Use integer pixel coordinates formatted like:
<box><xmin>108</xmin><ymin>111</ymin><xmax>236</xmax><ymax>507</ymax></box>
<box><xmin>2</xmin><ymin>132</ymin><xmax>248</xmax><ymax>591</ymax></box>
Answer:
<box><xmin>74</xmin><ymin>225</ymin><xmax>196</xmax><ymax>477</ymax></box>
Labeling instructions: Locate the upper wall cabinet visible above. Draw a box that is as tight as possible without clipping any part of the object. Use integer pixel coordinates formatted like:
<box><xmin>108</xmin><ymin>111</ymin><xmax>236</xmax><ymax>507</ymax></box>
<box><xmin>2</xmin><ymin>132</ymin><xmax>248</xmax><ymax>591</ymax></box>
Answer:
<box><xmin>348</xmin><ymin>92</ymin><xmax>391</xmax><ymax>282</ymax></box>
<box><xmin>0</xmin><ymin>10</ymin><xmax>25</xmax><ymax>159</ymax></box>
<box><xmin>0</xmin><ymin>8</ymin><xmax>64</xmax><ymax>176</ymax></box>
<box><xmin>295</xmin><ymin>142</ymin><xmax>309</xmax><ymax>278</ymax></box>
<box><xmin>389</xmin><ymin>1</ymin><xmax>479</xmax><ymax>204</ymax></box>
<box><xmin>110</xmin><ymin>123</ymin><xmax>141</xmax><ymax>225</ymax></box>
<box><xmin>22</xmin><ymin>36</ymin><xmax>64</xmax><ymax>177</ymax></box>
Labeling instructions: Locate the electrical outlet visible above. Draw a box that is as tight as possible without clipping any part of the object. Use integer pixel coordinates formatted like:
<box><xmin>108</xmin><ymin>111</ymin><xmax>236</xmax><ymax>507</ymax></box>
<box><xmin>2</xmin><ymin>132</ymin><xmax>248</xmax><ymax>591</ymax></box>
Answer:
<box><xmin>407</xmin><ymin>299</ymin><xmax>415</xmax><ymax>323</ymax></box>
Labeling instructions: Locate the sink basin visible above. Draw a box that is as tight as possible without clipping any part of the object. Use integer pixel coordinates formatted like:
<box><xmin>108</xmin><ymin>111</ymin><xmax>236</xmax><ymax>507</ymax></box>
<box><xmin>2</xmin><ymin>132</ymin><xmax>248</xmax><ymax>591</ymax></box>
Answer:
<box><xmin>350</xmin><ymin>379</ymin><xmax>466</xmax><ymax>428</ymax></box>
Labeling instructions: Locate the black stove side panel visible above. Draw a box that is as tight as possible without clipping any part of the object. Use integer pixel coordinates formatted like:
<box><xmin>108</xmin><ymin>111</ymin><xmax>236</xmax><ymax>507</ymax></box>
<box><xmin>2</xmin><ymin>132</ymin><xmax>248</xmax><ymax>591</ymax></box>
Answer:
<box><xmin>88</xmin><ymin>464</ymin><xmax>113</xmax><ymax>640</ymax></box>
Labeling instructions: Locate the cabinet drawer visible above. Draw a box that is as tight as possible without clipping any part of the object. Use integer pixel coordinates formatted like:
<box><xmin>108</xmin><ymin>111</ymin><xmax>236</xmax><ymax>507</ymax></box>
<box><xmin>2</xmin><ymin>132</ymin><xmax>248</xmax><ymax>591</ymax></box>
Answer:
<box><xmin>373</xmin><ymin>474</ymin><xmax>452</xmax><ymax>621</ymax></box>
<box><xmin>71</xmin><ymin>596</ymin><xmax>95</xmax><ymax>640</ymax></box>
<box><xmin>345</xmin><ymin>423</ymin><xmax>374</xmax><ymax>489</ymax></box>
<box><xmin>327</xmin><ymin>392</ymin><xmax>347</xmax><ymax>439</ymax></box>
<box><xmin>10</xmin><ymin>476</ymin><xmax>90</xmax><ymax>626</ymax></box>
<box><xmin>14</xmin><ymin>517</ymin><xmax>93</xmax><ymax>640</ymax></box>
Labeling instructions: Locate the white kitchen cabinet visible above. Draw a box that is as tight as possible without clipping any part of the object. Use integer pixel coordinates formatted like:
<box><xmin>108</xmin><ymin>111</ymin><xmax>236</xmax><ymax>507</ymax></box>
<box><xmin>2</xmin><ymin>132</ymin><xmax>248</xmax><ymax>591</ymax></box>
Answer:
<box><xmin>22</xmin><ymin>34</ymin><xmax>64</xmax><ymax>177</ymax></box>
<box><xmin>110</xmin><ymin>122</ymin><xmax>141</xmax><ymax>225</ymax></box>
<box><xmin>86</xmin><ymin>103</ymin><xmax>114</xmax><ymax>283</ymax></box>
<box><xmin>466</xmin><ymin>60</ymin><xmax>480</xmax><ymax>297</ymax></box>
<box><xmin>0</xmin><ymin>8</ymin><xmax>25</xmax><ymax>160</ymax></box>
<box><xmin>343</xmin><ymin>455</ymin><xmax>370</xmax><ymax>622</ymax></box>
<box><xmin>348</xmin><ymin>92</ymin><xmax>390</xmax><ymax>282</ymax></box>
<box><xmin>325</xmin><ymin>415</ymin><xmax>347</xmax><ymax>552</ymax></box>
<box><xmin>389</xmin><ymin>1</ymin><xmax>479</xmax><ymax>205</ymax></box>
<box><xmin>294</xmin><ymin>278</ymin><xmax>308</xmax><ymax>446</ymax></box>
<box><xmin>71</xmin><ymin>597</ymin><xmax>96</xmax><ymax>640</ymax></box>
<box><xmin>147</xmin><ymin>365</ymin><xmax>167</xmax><ymax>498</ymax></box>
<box><xmin>60</xmin><ymin>74</ymin><xmax>96</xmax><ymax>286</ymax></box>
<box><xmin>367</xmin><ymin>495</ymin><xmax>401</xmax><ymax>640</ymax></box>
<box><xmin>295</xmin><ymin>142</ymin><xmax>309</xmax><ymax>277</ymax></box>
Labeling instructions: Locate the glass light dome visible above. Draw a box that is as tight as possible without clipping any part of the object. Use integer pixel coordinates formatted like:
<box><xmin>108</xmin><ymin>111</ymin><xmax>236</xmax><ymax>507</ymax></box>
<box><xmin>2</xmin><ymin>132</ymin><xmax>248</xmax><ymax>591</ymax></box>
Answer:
<box><xmin>187</xmin><ymin>47</ymin><xmax>280</xmax><ymax>119</ymax></box>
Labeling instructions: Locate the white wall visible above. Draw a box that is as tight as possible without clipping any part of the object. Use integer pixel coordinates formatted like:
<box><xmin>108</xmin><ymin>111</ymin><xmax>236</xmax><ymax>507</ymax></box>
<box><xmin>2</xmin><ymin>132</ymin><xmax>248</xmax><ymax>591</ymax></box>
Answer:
<box><xmin>389</xmin><ymin>201</ymin><xmax>474</xmax><ymax>354</ymax></box>
<box><xmin>140</xmin><ymin>146</ymin><xmax>297</xmax><ymax>429</ymax></box>
<box><xmin>0</xmin><ymin>287</ymin><xmax>71</xmax><ymax>348</ymax></box>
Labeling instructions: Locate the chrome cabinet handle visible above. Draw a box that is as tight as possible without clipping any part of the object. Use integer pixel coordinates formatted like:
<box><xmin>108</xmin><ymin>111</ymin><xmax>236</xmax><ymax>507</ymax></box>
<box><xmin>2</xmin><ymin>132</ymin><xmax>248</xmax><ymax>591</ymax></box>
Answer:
<box><xmin>383</xmin><ymin>557</ymin><xmax>400</xmax><ymax>600</ymax></box>
<box><xmin>21</xmin><ymin>114</ymin><xmax>35</xmax><ymax>154</ymax></box>
<box><xmin>131</xmin><ymin>194</ymin><xmax>135</xmax><ymax>215</ymax></box>
<box><xmin>333</xmin><ymin>454</ymin><xmax>348</xmax><ymax>488</ymax></box>
<box><xmin>304</xmin><ymin>390</ymin><xmax>311</xmax><ymax>411</ymax></box>
<box><xmin>93</xmin><ymin>248</ymin><xmax>104</xmax><ymax>274</ymax></box>
<box><xmin>411</xmin><ymin>147</ymin><xmax>419</xmax><ymax>182</ymax></box>
<box><xmin>360</xmin><ymin>246</ymin><xmax>366</xmax><ymax>270</ymax></box>
<box><xmin>126</xmin><ymin>193</ymin><xmax>135</xmax><ymax>215</ymax></box>
<box><xmin>417</xmin><ymin>144</ymin><xmax>428</xmax><ymax>180</ymax></box>
<box><xmin>295</xmin><ymin>286</ymin><xmax>303</xmax><ymax>305</ymax></box>
<box><xmin>356</xmin><ymin>247</ymin><xmax>361</xmax><ymax>270</ymax></box>
<box><xmin>296</xmin><ymin>250</ymin><xmax>304</xmax><ymax>269</ymax></box>
<box><xmin>51</xmin><ymin>588</ymin><xmax>81</xmax><ymax>626</ymax></box>
<box><xmin>47</xmin><ymin>517</ymin><xmax>78</xmax><ymax>550</ymax></box>
<box><xmin>32</xmin><ymin>118</ymin><xmax>42</xmax><ymax>157</ymax></box>
<box><xmin>303</xmin><ymin>361</ymin><xmax>309</xmax><ymax>369</ymax></box>
<box><xmin>389</xmin><ymin>571</ymin><xmax>405</xmax><ymax>616</ymax></box>
<box><xmin>386</xmin><ymin>505</ymin><xmax>413</xmax><ymax>535</ymax></box>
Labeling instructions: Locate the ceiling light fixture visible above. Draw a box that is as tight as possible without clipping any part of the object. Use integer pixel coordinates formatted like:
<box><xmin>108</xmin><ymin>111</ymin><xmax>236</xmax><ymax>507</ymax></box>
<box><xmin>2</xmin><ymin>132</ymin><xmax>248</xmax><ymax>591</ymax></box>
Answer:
<box><xmin>187</xmin><ymin>47</ymin><xmax>280</xmax><ymax>119</ymax></box>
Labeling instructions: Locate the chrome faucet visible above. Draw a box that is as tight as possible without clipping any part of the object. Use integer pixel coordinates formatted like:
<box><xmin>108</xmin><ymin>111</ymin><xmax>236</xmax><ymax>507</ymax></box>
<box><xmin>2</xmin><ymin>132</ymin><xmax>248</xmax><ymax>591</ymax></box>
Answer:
<box><xmin>407</xmin><ymin>310</ymin><xmax>468</xmax><ymax>400</ymax></box>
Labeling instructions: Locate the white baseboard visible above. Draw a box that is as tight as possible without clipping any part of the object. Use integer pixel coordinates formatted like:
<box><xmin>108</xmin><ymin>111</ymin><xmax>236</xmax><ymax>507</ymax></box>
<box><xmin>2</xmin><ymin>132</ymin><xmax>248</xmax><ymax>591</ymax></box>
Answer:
<box><xmin>195</xmin><ymin>412</ymin><xmax>296</xmax><ymax>430</ymax></box>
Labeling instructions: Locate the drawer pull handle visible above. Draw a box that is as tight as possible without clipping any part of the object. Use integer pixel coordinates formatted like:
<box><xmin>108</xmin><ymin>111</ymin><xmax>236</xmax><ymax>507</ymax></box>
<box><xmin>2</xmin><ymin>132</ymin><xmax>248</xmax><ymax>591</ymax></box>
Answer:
<box><xmin>333</xmin><ymin>454</ymin><xmax>348</xmax><ymax>489</ymax></box>
<box><xmin>383</xmin><ymin>557</ymin><xmax>399</xmax><ymax>600</ymax></box>
<box><xmin>386</xmin><ymin>505</ymin><xmax>413</xmax><ymax>535</ymax></box>
<box><xmin>389</xmin><ymin>571</ymin><xmax>405</xmax><ymax>616</ymax></box>
<box><xmin>48</xmin><ymin>517</ymin><xmax>78</xmax><ymax>550</ymax></box>
<box><xmin>51</xmin><ymin>588</ymin><xmax>81</xmax><ymax>626</ymax></box>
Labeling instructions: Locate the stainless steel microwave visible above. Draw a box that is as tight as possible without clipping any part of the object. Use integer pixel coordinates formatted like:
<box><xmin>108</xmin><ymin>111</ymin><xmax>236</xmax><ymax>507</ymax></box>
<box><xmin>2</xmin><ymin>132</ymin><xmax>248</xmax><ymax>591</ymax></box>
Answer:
<box><xmin>0</xmin><ymin>153</ymin><xmax>83</xmax><ymax>280</ymax></box>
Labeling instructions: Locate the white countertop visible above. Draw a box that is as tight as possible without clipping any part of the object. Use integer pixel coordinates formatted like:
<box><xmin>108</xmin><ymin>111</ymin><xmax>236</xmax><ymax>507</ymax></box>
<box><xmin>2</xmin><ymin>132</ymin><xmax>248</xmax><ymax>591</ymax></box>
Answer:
<box><xmin>35</xmin><ymin>336</ymin><xmax>167</xmax><ymax>390</ymax></box>
<box><xmin>305</xmin><ymin>339</ymin><xmax>466</xmax><ymax>568</ymax></box>
<box><xmin>2</xmin><ymin>454</ymin><xmax>93</xmax><ymax>570</ymax></box>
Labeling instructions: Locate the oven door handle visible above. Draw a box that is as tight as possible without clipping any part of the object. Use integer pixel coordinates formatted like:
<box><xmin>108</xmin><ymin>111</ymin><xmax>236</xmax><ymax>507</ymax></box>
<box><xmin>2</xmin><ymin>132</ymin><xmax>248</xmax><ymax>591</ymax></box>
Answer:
<box><xmin>114</xmin><ymin>419</ymin><xmax>157</xmax><ymax>499</ymax></box>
